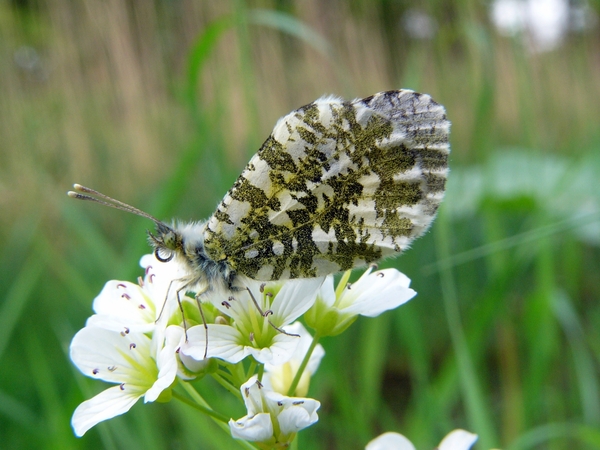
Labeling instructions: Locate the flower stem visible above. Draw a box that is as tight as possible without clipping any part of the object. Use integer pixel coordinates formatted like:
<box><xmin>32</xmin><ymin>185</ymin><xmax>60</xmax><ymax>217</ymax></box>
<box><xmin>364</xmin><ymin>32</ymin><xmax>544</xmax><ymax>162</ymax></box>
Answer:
<box><xmin>286</xmin><ymin>330</ymin><xmax>321</xmax><ymax>397</ymax></box>
<box><xmin>257</xmin><ymin>362</ymin><xmax>265</xmax><ymax>383</ymax></box>
<box><xmin>176</xmin><ymin>381</ymin><xmax>229</xmax><ymax>423</ymax></box>
<box><xmin>176</xmin><ymin>383</ymin><xmax>259</xmax><ymax>450</ymax></box>
<box><xmin>212</xmin><ymin>371</ymin><xmax>243</xmax><ymax>400</ymax></box>
<box><xmin>247</xmin><ymin>358</ymin><xmax>257</xmax><ymax>381</ymax></box>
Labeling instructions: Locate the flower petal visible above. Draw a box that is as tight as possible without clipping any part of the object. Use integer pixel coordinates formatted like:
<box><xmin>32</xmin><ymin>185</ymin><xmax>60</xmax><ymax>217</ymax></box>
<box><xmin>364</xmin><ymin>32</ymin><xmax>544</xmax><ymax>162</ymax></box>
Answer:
<box><xmin>276</xmin><ymin>397</ymin><xmax>321</xmax><ymax>435</ymax></box>
<box><xmin>438</xmin><ymin>429</ymin><xmax>478</xmax><ymax>450</ymax></box>
<box><xmin>270</xmin><ymin>278</ymin><xmax>323</xmax><ymax>325</ymax></box>
<box><xmin>145</xmin><ymin>326</ymin><xmax>182</xmax><ymax>402</ymax></box>
<box><xmin>88</xmin><ymin>281</ymin><xmax>156</xmax><ymax>333</ymax></box>
<box><xmin>229</xmin><ymin>413</ymin><xmax>273</xmax><ymax>442</ymax></box>
<box><xmin>70</xmin><ymin>327</ymin><xmax>155</xmax><ymax>384</ymax></box>
<box><xmin>342</xmin><ymin>269</ymin><xmax>416</xmax><ymax>317</ymax></box>
<box><xmin>247</xmin><ymin>332</ymin><xmax>300</xmax><ymax>365</ymax></box>
<box><xmin>181</xmin><ymin>324</ymin><xmax>248</xmax><ymax>363</ymax></box>
<box><xmin>72</xmin><ymin>385</ymin><xmax>145</xmax><ymax>436</ymax></box>
<box><xmin>317</xmin><ymin>275</ymin><xmax>337</xmax><ymax>308</ymax></box>
<box><xmin>365</xmin><ymin>432</ymin><xmax>416</xmax><ymax>450</ymax></box>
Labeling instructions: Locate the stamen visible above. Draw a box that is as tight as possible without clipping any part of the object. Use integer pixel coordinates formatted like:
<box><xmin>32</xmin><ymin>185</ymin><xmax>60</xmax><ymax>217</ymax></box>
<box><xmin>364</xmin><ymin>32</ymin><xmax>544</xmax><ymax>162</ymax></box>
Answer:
<box><xmin>107</xmin><ymin>366</ymin><xmax>117</xmax><ymax>372</ymax></box>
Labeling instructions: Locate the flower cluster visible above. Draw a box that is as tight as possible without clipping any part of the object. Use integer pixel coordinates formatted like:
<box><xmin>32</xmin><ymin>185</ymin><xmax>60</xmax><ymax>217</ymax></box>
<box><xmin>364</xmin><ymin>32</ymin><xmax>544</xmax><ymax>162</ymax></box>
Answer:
<box><xmin>70</xmin><ymin>254</ymin><xmax>417</xmax><ymax>446</ymax></box>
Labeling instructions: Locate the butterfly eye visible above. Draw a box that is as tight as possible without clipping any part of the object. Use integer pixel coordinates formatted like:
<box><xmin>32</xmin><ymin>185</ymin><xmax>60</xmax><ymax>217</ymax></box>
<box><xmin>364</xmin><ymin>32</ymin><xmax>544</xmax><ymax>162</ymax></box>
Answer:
<box><xmin>154</xmin><ymin>247</ymin><xmax>174</xmax><ymax>263</ymax></box>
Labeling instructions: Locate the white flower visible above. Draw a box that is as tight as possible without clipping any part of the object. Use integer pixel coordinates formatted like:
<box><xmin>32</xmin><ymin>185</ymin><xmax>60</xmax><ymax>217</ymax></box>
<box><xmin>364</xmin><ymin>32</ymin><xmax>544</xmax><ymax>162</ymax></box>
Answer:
<box><xmin>305</xmin><ymin>266</ymin><xmax>416</xmax><ymax>336</ymax></box>
<box><xmin>86</xmin><ymin>253</ymin><xmax>188</xmax><ymax>333</ymax></box>
<box><xmin>229</xmin><ymin>376</ymin><xmax>320</xmax><ymax>445</ymax></box>
<box><xmin>263</xmin><ymin>322</ymin><xmax>325</xmax><ymax>397</ymax></box>
<box><xmin>181</xmin><ymin>277</ymin><xmax>323</xmax><ymax>365</ymax></box>
<box><xmin>70</xmin><ymin>325</ymin><xmax>180</xmax><ymax>436</ymax></box>
<box><xmin>366</xmin><ymin>430</ymin><xmax>478</xmax><ymax>450</ymax></box>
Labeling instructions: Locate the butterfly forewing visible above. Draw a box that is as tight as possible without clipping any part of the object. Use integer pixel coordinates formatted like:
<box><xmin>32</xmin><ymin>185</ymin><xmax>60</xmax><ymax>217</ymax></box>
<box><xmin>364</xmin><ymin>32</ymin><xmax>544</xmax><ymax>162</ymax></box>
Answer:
<box><xmin>204</xmin><ymin>90</ymin><xmax>450</xmax><ymax>281</ymax></box>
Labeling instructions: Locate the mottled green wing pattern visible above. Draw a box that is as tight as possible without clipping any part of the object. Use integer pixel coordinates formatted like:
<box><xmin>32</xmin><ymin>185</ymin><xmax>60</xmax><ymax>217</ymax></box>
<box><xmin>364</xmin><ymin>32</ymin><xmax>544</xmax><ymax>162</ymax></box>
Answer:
<box><xmin>204</xmin><ymin>90</ymin><xmax>450</xmax><ymax>280</ymax></box>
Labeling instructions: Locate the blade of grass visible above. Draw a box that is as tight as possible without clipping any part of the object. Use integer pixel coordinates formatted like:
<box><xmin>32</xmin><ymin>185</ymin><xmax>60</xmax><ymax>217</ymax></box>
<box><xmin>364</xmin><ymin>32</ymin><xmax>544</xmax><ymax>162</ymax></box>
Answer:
<box><xmin>434</xmin><ymin>207</ymin><xmax>498</xmax><ymax>448</ymax></box>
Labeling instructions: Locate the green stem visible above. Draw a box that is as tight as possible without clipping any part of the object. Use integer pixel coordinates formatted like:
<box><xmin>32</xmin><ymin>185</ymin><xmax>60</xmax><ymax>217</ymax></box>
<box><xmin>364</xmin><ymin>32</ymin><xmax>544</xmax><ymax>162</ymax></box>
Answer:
<box><xmin>212</xmin><ymin>371</ymin><xmax>243</xmax><ymax>400</ymax></box>
<box><xmin>257</xmin><ymin>363</ymin><xmax>265</xmax><ymax>383</ymax></box>
<box><xmin>176</xmin><ymin>383</ymin><xmax>258</xmax><ymax>450</ymax></box>
<box><xmin>287</xmin><ymin>331</ymin><xmax>321</xmax><ymax>397</ymax></box>
<box><xmin>246</xmin><ymin>358</ymin><xmax>257</xmax><ymax>381</ymax></box>
<box><xmin>173</xmin><ymin>386</ymin><xmax>229</xmax><ymax>423</ymax></box>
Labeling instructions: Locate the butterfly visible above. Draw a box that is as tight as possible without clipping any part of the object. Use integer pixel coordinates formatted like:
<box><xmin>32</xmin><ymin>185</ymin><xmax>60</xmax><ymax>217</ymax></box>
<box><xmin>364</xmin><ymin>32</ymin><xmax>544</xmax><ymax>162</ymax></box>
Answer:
<box><xmin>70</xmin><ymin>90</ymin><xmax>450</xmax><ymax>296</ymax></box>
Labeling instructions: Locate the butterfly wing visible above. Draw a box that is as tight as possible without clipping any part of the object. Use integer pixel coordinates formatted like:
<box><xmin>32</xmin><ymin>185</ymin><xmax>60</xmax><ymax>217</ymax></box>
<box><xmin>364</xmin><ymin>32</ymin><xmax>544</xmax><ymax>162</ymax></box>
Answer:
<box><xmin>204</xmin><ymin>90</ymin><xmax>450</xmax><ymax>280</ymax></box>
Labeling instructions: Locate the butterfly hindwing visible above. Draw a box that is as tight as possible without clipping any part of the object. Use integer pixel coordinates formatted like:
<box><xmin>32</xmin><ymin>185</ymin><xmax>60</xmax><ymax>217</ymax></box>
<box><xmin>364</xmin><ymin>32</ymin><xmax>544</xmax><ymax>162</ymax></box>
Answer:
<box><xmin>203</xmin><ymin>90</ymin><xmax>450</xmax><ymax>281</ymax></box>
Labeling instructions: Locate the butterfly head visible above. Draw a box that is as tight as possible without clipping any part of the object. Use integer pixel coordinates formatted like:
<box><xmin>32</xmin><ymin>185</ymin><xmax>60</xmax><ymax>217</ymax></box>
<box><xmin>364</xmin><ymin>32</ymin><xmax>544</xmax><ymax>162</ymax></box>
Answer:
<box><xmin>148</xmin><ymin>222</ymin><xmax>183</xmax><ymax>263</ymax></box>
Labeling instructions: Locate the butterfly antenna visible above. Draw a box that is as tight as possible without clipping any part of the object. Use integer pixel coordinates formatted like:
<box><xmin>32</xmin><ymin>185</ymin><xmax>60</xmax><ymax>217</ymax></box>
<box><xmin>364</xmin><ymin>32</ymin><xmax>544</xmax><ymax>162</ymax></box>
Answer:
<box><xmin>67</xmin><ymin>184</ymin><xmax>164</xmax><ymax>225</ymax></box>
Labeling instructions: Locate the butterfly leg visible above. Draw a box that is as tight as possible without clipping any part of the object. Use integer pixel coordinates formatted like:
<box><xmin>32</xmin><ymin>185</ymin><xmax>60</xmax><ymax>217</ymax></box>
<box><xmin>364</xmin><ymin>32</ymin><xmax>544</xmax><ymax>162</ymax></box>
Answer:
<box><xmin>245</xmin><ymin>286</ymin><xmax>299</xmax><ymax>337</ymax></box>
<box><xmin>193</xmin><ymin>287</ymin><xmax>210</xmax><ymax>359</ymax></box>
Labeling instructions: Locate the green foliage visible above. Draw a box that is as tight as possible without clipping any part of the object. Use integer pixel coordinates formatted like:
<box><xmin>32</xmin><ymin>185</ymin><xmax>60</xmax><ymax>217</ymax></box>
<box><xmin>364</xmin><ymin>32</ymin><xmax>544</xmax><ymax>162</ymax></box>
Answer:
<box><xmin>1</xmin><ymin>0</ymin><xmax>599</xmax><ymax>448</ymax></box>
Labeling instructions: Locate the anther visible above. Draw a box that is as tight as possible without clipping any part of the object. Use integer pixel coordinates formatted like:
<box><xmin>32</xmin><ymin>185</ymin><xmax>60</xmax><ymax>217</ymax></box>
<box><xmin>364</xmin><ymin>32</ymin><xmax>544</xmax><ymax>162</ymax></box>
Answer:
<box><xmin>121</xmin><ymin>293</ymin><xmax>131</xmax><ymax>300</ymax></box>
<box><xmin>377</xmin><ymin>272</ymin><xmax>384</xmax><ymax>277</ymax></box>
<box><xmin>244</xmin><ymin>387</ymin><xmax>250</xmax><ymax>397</ymax></box>
<box><xmin>256</xmin><ymin>380</ymin><xmax>263</xmax><ymax>389</ymax></box>
<box><xmin>277</xmin><ymin>401</ymin><xmax>283</xmax><ymax>406</ymax></box>
<box><xmin>92</xmin><ymin>368</ymin><xmax>99</xmax><ymax>375</ymax></box>
<box><xmin>221</xmin><ymin>301</ymin><xmax>231</xmax><ymax>309</ymax></box>
<box><xmin>139</xmin><ymin>304</ymin><xmax>146</xmax><ymax>309</ymax></box>
<box><xmin>108</xmin><ymin>366</ymin><xmax>117</xmax><ymax>372</ymax></box>
<box><xmin>117</xmin><ymin>283</ymin><xmax>127</xmax><ymax>289</ymax></box>
<box><xmin>264</xmin><ymin>310</ymin><xmax>273</xmax><ymax>317</ymax></box>
<box><xmin>120</xmin><ymin>383</ymin><xmax>125</xmax><ymax>391</ymax></box>
<box><xmin>293</xmin><ymin>401</ymin><xmax>305</xmax><ymax>405</ymax></box>
<box><xmin>347</xmin><ymin>283</ymin><xmax>352</xmax><ymax>290</ymax></box>
<box><xmin>249</xmin><ymin>332</ymin><xmax>254</xmax><ymax>342</ymax></box>
<box><xmin>259</xmin><ymin>283</ymin><xmax>266</xmax><ymax>293</ymax></box>
<box><xmin>129</xmin><ymin>343</ymin><xmax>136</xmax><ymax>350</ymax></box>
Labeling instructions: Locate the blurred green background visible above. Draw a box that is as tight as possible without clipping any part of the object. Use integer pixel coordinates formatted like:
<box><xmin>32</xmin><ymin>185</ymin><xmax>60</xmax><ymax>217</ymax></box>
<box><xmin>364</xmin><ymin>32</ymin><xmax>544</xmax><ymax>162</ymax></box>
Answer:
<box><xmin>1</xmin><ymin>0</ymin><xmax>599</xmax><ymax>448</ymax></box>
